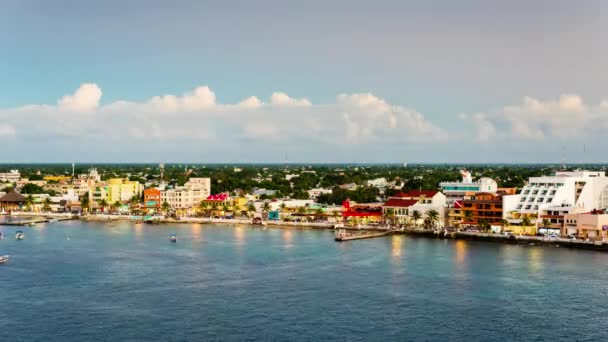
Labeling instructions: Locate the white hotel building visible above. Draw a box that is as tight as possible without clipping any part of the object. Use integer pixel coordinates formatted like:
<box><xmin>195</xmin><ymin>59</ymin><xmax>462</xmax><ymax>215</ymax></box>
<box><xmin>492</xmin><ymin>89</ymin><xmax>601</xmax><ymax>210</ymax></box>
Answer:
<box><xmin>161</xmin><ymin>178</ymin><xmax>211</xmax><ymax>214</ymax></box>
<box><xmin>514</xmin><ymin>171</ymin><xmax>608</xmax><ymax>229</ymax></box>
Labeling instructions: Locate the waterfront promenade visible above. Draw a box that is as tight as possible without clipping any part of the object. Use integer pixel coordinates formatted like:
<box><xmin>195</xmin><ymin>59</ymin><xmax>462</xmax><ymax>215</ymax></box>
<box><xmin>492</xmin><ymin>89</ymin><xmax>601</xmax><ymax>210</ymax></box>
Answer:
<box><xmin>4</xmin><ymin>212</ymin><xmax>608</xmax><ymax>251</ymax></box>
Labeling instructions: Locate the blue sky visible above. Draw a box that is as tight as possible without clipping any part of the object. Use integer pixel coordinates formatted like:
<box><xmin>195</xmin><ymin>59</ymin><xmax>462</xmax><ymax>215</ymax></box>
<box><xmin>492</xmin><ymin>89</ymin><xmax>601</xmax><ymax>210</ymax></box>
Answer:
<box><xmin>0</xmin><ymin>0</ymin><xmax>606</xmax><ymax>163</ymax></box>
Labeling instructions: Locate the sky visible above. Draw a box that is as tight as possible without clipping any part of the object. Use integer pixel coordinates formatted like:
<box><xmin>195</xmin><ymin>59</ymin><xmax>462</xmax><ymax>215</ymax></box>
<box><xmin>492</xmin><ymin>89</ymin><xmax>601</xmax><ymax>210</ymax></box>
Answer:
<box><xmin>0</xmin><ymin>0</ymin><xmax>606</xmax><ymax>163</ymax></box>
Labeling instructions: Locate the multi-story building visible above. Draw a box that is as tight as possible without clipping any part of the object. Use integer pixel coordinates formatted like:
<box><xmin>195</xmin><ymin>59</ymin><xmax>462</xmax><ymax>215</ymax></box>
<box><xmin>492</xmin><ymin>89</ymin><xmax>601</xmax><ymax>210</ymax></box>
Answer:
<box><xmin>0</xmin><ymin>170</ymin><xmax>21</xmax><ymax>182</ymax></box>
<box><xmin>381</xmin><ymin>190</ymin><xmax>447</xmax><ymax>227</ymax></box>
<box><xmin>105</xmin><ymin>178</ymin><xmax>143</xmax><ymax>203</ymax></box>
<box><xmin>161</xmin><ymin>177</ymin><xmax>211</xmax><ymax>214</ymax></box>
<box><xmin>439</xmin><ymin>170</ymin><xmax>498</xmax><ymax>205</ymax></box>
<box><xmin>440</xmin><ymin>170</ymin><xmax>498</xmax><ymax>227</ymax></box>
<box><xmin>514</xmin><ymin>171</ymin><xmax>608</xmax><ymax>222</ymax></box>
<box><xmin>143</xmin><ymin>188</ymin><xmax>162</xmax><ymax>213</ymax></box>
<box><xmin>44</xmin><ymin>181</ymin><xmax>91</xmax><ymax>197</ymax></box>
<box><xmin>461</xmin><ymin>192</ymin><xmax>504</xmax><ymax>226</ymax></box>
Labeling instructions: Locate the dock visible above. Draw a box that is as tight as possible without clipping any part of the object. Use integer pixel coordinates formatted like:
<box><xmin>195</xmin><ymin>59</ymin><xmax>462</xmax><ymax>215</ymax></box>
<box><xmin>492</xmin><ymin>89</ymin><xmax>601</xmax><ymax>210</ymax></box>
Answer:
<box><xmin>0</xmin><ymin>215</ymin><xmax>75</xmax><ymax>226</ymax></box>
<box><xmin>334</xmin><ymin>229</ymin><xmax>393</xmax><ymax>241</ymax></box>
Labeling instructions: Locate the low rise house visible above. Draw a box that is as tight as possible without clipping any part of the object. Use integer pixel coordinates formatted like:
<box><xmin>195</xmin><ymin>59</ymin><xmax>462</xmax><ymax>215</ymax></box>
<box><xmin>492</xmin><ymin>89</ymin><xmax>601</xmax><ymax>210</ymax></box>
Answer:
<box><xmin>563</xmin><ymin>210</ymin><xmax>608</xmax><ymax>240</ymax></box>
<box><xmin>381</xmin><ymin>190</ymin><xmax>447</xmax><ymax>227</ymax></box>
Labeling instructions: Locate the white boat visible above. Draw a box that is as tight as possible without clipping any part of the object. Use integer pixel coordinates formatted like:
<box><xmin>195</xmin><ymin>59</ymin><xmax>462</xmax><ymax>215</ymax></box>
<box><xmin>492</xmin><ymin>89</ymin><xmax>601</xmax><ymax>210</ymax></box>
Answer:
<box><xmin>16</xmin><ymin>231</ymin><xmax>24</xmax><ymax>240</ymax></box>
<box><xmin>170</xmin><ymin>234</ymin><xmax>177</xmax><ymax>243</ymax></box>
<box><xmin>0</xmin><ymin>255</ymin><xmax>9</xmax><ymax>264</ymax></box>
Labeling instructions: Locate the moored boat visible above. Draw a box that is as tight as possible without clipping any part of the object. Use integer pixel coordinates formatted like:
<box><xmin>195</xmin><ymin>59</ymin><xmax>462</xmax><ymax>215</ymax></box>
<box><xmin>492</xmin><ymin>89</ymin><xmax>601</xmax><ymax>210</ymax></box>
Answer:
<box><xmin>0</xmin><ymin>255</ymin><xmax>8</xmax><ymax>264</ymax></box>
<box><xmin>170</xmin><ymin>233</ymin><xmax>177</xmax><ymax>243</ymax></box>
<box><xmin>15</xmin><ymin>230</ymin><xmax>24</xmax><ymax>240</ymax></box>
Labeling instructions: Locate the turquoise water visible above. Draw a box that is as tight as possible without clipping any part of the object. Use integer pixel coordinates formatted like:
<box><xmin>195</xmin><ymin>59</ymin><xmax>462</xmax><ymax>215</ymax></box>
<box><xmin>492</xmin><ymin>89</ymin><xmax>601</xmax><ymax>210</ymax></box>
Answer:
<box><xmin>1</xmin><ymin>221</ymin><xmax>607</xmax><ymax>341</ymax></box>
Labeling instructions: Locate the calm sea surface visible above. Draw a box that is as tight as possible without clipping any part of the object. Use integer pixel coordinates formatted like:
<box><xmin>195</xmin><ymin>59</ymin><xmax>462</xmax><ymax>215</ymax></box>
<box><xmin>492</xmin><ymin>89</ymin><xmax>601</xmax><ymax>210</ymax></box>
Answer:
<box><xmin>1</xmin><ymin>221</ymin><xmax>607</xmax><ymax>341</ymax></box>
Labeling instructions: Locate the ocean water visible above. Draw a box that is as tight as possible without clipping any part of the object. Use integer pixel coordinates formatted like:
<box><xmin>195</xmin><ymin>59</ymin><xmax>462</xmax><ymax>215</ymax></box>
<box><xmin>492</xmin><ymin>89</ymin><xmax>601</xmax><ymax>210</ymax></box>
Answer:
<box><xmin>1</xmin><ymin>221</ymin><xmax>607</xmax><ymax>341</ymax></box>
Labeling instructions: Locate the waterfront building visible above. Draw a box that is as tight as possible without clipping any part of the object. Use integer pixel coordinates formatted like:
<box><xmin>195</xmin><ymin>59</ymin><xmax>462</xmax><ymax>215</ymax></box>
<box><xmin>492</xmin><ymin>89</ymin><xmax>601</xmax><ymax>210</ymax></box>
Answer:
<box><xmin>161</xmin><ymin>178</ymin><xmax>211</xmax><ymax>215</ymax></box>
<box><xmin>105</xmin><ymin>178</ymin><xmax>143</xmax><ymax>203</ymax></box>
<box><xmin>461</xmin><ymin>192</ymin><xmax>504</xmax><ymax>226</ymax></box>
<box><xmin>342</xmin><ymin>199</ymin><xmax>383</xmax><ymax>225</ymax></box>
<box><xmin>513</xmin><ymin>171</ymin><xmax>608</xmax><ymax>229</ymax></box>
<box><xmin>440</xmin><ymin>170</ymin><xmax>498</xmax><ymax>227</ymax></box>
<box><xmin>0</xmin><ymin>170</ymin><xmax>21</xmax><ymax>182</ymax></box>
<box><xmin>563</xmin><ymin>210</ymin><xmax>608</xmax><ymax>240</ymax></box>
<box><xmin>143</xmin><ymin>188</ymin><xmax>162</xmax><ymax>213</ymax></box>
<box><xmin>0</xmin><ymin>190</ymin><xmax>26</xmax><ymax>212</ymax></box>
<box><xmin>381</xmin><ymin>190</ymin><xmax>447</xmax><ymax>226</ymax></box>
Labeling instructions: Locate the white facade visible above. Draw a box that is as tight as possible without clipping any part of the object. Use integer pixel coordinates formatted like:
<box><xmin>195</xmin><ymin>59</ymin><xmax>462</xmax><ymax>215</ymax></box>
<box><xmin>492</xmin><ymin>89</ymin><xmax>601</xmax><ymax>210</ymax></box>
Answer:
<box><xmin>307</xmin><ymin>188</ymin><xmax>332</xmax><ymax>199</ymax></box>
<box><xmin>0</xmin><ymin>170</ymin><xmax>20</xmax><ymax>182</ymax></box>
<box><xmin>439</xmin><ymin>171</ymin><xmax>498</xmax><ymax>205</ymax></box>
<box><xmin>516</xmin><ymin>171</ymin><xmax>608</xmax><ymax>215</ymax></box>
<box><xmin>161</xmin><ymin>178</ymin><xmax>211</xmax><ymax>211</ymax></box>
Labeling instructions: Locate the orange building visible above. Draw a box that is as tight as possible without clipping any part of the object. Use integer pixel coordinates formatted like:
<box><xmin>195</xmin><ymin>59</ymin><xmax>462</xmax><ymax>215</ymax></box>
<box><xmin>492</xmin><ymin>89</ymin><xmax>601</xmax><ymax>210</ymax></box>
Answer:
<box><xmin>143</xmin><ymin>188</ymin><xmax>162</xmax><ymax>213</ymax></box>
<box><xmin>461</xmin><ymin>192</ymin><xmax>504</xmax><ymax>225</ymax></box>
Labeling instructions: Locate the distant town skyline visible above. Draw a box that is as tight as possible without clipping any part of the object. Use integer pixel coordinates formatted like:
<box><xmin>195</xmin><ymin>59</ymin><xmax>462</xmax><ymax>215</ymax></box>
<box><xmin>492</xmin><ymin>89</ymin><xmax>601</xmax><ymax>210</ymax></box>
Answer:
<box><xmin>0</xmin><ymin>0</ymin><xmax>606</xmax><ymax>163</ymax></box>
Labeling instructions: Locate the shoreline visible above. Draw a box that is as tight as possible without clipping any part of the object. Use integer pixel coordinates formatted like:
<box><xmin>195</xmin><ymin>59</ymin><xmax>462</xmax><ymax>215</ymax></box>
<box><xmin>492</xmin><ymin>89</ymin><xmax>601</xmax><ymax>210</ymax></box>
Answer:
<box><xmin>5</xmin><ymin>213</ymin><xmax>608</xmax><ymax>252</ymax></box>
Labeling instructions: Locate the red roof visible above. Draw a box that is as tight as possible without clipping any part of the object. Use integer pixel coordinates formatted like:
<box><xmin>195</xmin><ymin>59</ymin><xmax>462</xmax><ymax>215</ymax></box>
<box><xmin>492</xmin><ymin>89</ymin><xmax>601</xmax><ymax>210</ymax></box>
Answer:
<box><xmin>383</xmin><ymin>198</ymin><xmax>418</xmax><ymax>208</ymax></box>
<box><xmin>394</xmin><ymin>190</ymin><xmax>439</xmax><ymax>198</ymax></box>
<box><xmin>206</xmin><ymin>193</ymin><xmax>229</xmax><ymax>201</ymax></box>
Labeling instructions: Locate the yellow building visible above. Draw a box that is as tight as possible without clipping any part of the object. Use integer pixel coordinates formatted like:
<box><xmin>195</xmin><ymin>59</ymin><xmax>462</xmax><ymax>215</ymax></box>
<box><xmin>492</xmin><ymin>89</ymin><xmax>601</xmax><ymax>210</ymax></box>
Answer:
<box><xmin>105</xmin><ymin>178</ymin><xmax>143</xmax><ymax>203</ymax></box>
<box><xmin>44</xmin><ymin>175</ymin><xmax>71</xmax><ymax>183</ymax></box>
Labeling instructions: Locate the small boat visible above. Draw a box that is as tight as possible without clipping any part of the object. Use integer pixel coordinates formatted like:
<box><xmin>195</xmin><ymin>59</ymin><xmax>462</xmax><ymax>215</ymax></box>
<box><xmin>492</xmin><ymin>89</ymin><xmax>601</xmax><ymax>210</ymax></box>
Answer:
<box><xmin>0</xmin><ymin>255</ymin><xmax>9</xmax><ymax>264</ymax></box>
<box><xmin>0</xmin><ymin>232</ymin><xmax>3</xmax><ymax>240</ymax></box>
<box><xmin>170</xmin><ymin>233</ymin><xmax>177</xmax><ymax>243</ymax></box>
<box><xmin>15</xmin><ymin>230</ymin><xmax>24</xmax><ymax>240</ymax></box>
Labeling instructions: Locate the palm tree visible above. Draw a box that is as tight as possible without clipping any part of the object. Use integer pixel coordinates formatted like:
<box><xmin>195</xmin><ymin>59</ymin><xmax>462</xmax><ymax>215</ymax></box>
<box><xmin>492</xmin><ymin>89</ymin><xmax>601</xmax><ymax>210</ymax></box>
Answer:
<box><xmin>522</xmin><ymin>216</ymin><xmax>532</xmax><ymax>235</ymax></box>
<box><xmin>99</xmin><ymin>199</ymin><xmax>108</xmax><ymax>213</ymax></box>
<box><xmin>411</xmin><ymin>210</ymin><xmax>422</xmax><ymax>227</ymax></box>
<box><xmin>43</xmin><ymin>197</ymin><xmax>52</xmax><ymax>212</ymax></box>
<box><xmin>478</xmin><ymin>218</ymin><xmax>489</xmax><ymax>231</ymax></box>
<box><xmin>112</xmin><ymin>200</ymin><xmax>121</xmax><ymax>214</ymax></box>
<box><xmin>297</xmin><ymin>206</ymin><xmax>306</xmax><ymax>214</ymax></box>
<box><xmin>129</xmin><ymin>196</ymin><xmax>140</xmax><ymax>214</ymax></box>
<box><xmin>81</xmin><ymin>193</ymin><xmax>90</xmax><ymax>214</ymax></box>
<box><xmin>262</xmin><ymin>202</ymin><xmax>271</xmax><ymax>213</ymax></box>
<box><xmin>385</xmin><ymin>208</ymin><xmax>396</xmax><ymax>224</ymax></box>
<box><xmin>222</xmin><ymin>204</ymin><xmax>230</xmax><ymax>214</ymax></box>
<box><xmin>542</xmin><ymin>218</ymin><xmax>551</xmax><ymax>235</ymax></box>
<box><xmin>233</xmin><ymin>204</ymin><xmax>242</xmax><ymax>217</ymax></box>
<box><xmin>426</xmin><ymin>209</ymin><xmax>439</xmax><ymax>229</ymax></box>
<box><xmin>280</xmin><ymin>202</ymin><xmax>287</xmax><ymax>211</ymax></box>
<box><xmin>501</xmin><ymin>219</ymin><xmax>510</xmax><ymax>233</ymax></box>
<box><xmin>462</xmin><ymin>210</ymin><xmax>473</xmax><ymax>224</ymax></box>
<box><xmin>247</xmin><ymin>203</ymin><xmax>256</xmax><ymax>217</ymax></box>
<box><xmin>25</xmin><ymin>194</ymin><xmax>34</xmax><ymax>212</ymax></box>
<box><xmin>162</xmin><ymin>201</ymin><xmax>171</xmax><ymax>215</ymax></box>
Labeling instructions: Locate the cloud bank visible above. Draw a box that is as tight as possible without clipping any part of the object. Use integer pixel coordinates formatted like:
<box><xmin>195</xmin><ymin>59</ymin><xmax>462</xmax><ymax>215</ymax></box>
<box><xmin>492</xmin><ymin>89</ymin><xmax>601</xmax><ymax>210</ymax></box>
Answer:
<box><xmin>1</xmin><ymin>83</ymin><xmax>607</xmax><ymax>162</ymax></box>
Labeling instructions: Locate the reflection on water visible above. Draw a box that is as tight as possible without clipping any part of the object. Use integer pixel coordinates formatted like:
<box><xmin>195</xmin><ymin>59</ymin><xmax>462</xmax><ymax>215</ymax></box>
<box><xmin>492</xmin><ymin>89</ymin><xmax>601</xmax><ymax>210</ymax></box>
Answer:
<box><xmin>133</xmin><ymin>224</ymin><xmax>143</xmax><ymax>239</ymax></box>
<box><xmin>282</xmin><ymin>230</ymin><xmax>293</xmax><ymax>248</ymax></box>
<box><xmin>190</xmin><ymin>224</ymin><xmax>203</xmax><ymax>242</ymax></box>
<box><xmin>454</xmin><ymin>240</ymin><xmax>468</xmax><ymax>270</ymax></box>
<box><xmin>528</xmin><ymin>247</ymin><xmax>544</xmax><ymax>274</ymax></box>
<box><xmin>234</xmin><ymin>226</ymin><xmax>245</xmax><ymax>246</ymax></box>
<box><xmin>391</xmin><ymin>235</ymin><xmax>403</xmax><ymax>262</ymax></box>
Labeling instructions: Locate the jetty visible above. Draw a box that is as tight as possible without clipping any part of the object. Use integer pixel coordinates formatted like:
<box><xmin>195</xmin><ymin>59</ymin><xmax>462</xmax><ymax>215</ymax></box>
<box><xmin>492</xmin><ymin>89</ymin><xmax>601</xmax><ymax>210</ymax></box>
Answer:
<box><xmin>334</xmin><ymin>229</ymin><xmax>393</xmax><ymax>242</ymax></box>
<box><xmin>0</xmin><ymin>215</ymin><xmax>75</xmax><ymax>226</ymax></box>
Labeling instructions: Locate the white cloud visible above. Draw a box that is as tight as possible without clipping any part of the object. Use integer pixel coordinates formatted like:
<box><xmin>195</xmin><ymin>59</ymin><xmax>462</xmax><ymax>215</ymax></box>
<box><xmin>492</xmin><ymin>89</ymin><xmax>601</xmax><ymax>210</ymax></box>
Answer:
<box><xmin>57</xmin><ymin>83</ymin><xmax>102</xmax><ymax>112</ymax></box>
<box><xmin>237</xmin><ymin>96</ymin><xmax>263</xmax><ymax>109</ymax></box>
<box><xmin>0</xmin><ymin>124</ymin><xmax>16</xmax><ymax>137</ymax></box>
<box><xmin>270</xmin><ymin>92</ymin><xmax>311</xmax><ymax>106</ymax></box>
<box><xmin>148</xmin><ymin>86</ymin><xmax>216</xmax><ymax>112</ymax></box>
<box><xmin>469</xmin><ymin>94</ymin><xmax>607</xmax><ymax>141</ymax></box>
<box><xmin>0</xmin><ymin>83</ymin><xmax>445</xmax><ymax>157</ymax></box>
